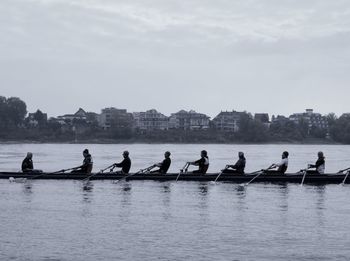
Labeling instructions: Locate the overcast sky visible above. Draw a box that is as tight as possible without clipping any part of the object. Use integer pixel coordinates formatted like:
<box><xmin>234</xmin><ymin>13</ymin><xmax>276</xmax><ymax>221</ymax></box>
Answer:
<box><xmin>1</xmin><ymin>0</ymin><xmax>350</xmax><ymax>118</ymax></box>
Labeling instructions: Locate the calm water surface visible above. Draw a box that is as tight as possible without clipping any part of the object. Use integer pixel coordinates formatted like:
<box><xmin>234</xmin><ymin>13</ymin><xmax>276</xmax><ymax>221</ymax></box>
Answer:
<box><xmin>1</xmin><ymin>144</ymin><xmax>350</xmax><ymax>260</ymax></box>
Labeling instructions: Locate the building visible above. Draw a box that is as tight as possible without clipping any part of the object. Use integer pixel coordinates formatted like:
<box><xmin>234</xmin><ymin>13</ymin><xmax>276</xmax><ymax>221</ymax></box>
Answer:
<box><xmin>271</xmin><ymin>115</ymin><xmax>290</xmax><ymax>124</ymax></box>
<box><xmin>133</xmin><ymin>109</ymin><xmax>169</xmax><ymax>131</ymax></box>
<box><xmin>340</xmin><ymin>113</ymin><xmax>350</xmax><ymax>119</ymax></box>
<box><xmin>289</xmin><ymin>109</ymin><xmax>328</xmax><ymax>130</ymax></box>
<box><xmin>169</xmin><ymin>110</ymin><xmax>210</xmax><ymax>130</ymax></box>
<box><xmin>57</xmin><ymin>108</ymin><xmax>87</xmax><ymax>122</ymax></box>
<box><xmin>98</xmin><ymin>107</ymin><xmax>133</xmax><ymax>130</ymax></box>
<box><xmin>254</xmin><ymin>113</ymin><xmax>269</xmax><ymax>123</ymax></box>
<box><xmin>212</xmin><ymin>110</ymin><xmax>243</xmax><ymax>132</ymax></box>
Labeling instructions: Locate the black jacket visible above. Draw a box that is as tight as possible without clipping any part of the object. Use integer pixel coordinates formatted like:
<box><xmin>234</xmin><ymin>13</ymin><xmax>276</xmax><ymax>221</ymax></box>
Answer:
<box><xmin>229</xmin><ymin>157</ymin><xmax>246</xmax><ymax>174</ymax></box>
<box><xmin>115</xmin><ymin>157</ymin><xmax>131</xmax><ymax>173</ymax></box>
<box><xmin>22</xmin><ymin>157</ymin><xmax>33</xmax><ymax>172</ymax></box>
<box><xmin>159</xmin><ymin>158</ymin><xmax>171</xmax><ymax>174</ymax></box>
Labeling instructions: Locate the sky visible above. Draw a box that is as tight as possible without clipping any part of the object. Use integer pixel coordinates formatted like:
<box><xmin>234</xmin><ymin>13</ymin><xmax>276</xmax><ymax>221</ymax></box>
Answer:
<box><xmin>0</xmin><ymin>0</ymin><xmax>350</xmax><ymax>118</ymax></box>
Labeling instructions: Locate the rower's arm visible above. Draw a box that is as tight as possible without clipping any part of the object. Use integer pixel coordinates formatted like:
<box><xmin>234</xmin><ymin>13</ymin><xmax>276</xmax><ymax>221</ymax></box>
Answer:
<box><xmin>269</xmin><ymin>164</ymin><xmax>276</xmax><ymax>169</ymax></box>
<box><xmin>156</xmin><ymin>162</ymin><xmax>162</xmax><ymax>167</ymax></box>
<box><xmin>114</xmin><ymin>160</ymin><xmax>125</xmax><ymax>168</ymax></box>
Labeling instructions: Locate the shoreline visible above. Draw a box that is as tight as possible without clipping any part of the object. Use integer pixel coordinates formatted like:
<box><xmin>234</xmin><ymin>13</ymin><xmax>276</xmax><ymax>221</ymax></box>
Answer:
<box><xmin>0</xmin><ymin>139</ymin><xmax>344</xmax><ymax>145</ymax></box>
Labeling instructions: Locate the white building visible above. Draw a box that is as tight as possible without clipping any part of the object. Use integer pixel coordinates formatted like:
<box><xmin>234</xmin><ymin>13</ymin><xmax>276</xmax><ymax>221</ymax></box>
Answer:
<box><xmin>98</xmin><ymin>108</ymin><xmax>133</xmax><ymax>130</ymax></box>
<box><xmin>212</xmin><ymin>111</ymin><xmax>243</xmax><ymax>132</ymax></box>
<box><xmin>289</xmin><ymin>109</ymin><xmax>328</xmax><ymax>130</ymax></box>
<box><xmin>169</xmin><ymin>110</ymin><xmax>210</xmax><ymax>130</ymax></box>
<box><xmin>133</xmin><ymin>109</ymin><xmax>169</xmax><ymax>131</ymax></box>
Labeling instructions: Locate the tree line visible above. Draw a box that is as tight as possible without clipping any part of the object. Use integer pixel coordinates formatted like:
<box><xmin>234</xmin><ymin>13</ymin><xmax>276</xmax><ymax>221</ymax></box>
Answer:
<box><xmin>1</xmin><ymin>95</ymin><xmax>350</xmax><ymax>143</ymax></box>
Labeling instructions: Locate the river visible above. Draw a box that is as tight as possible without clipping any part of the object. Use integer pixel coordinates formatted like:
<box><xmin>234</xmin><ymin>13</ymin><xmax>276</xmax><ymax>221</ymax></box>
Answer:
<box><xmin>1</xmin><ymin>144</ymin><xmax>350</xmax><ymax>260</ymax></box>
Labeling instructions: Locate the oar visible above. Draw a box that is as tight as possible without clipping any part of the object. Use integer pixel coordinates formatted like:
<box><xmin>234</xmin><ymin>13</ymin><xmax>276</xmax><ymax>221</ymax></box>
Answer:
<box><xmin>83</xmin><ymin>164</ymin><xmax>115</xmax><ymax>183</ymax></box>
<box><xmin>112</xmin><ymin>165</ymin><xmax>154</xmax><ymax>184</ymax></box>
<box><xmin>239</xmin><ymin>169</ymin><xmax>268</xmax><ymax>187</ymax></box>
<box><xmin>340</xmin><ymin>170</ymin><xmax>350</xmax><ymax>186</ymax></box>
<box><xmin>300</xmin><ymin>167</ymin><xmax>311</xmax><ymax>186</ymax></box>
<box><xmin>211</xmin><ymin>166</ymin><xmax>229</xmax><ymax>184</ymax></box>
<box><xmin>176</xmin><ymin>162</ymin><xmax>190</xmax><ymax>182</ymax></box>
<box><xmin>28</xmin><ymin>167</ymin><xmax>79</xmax><ymax>180</ymax></box>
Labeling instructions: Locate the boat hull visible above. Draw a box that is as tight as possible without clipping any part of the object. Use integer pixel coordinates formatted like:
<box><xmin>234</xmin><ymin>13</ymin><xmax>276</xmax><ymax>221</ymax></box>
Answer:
<box><xmin>0</xmin><ymin>172</ymin><xmax>348</xmax><ymax>184</ymax></box>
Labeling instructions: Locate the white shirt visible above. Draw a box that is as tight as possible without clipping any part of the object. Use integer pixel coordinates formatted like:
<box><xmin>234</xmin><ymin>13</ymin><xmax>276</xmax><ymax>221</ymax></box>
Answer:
<box><xmin>276</xmin><ymin>158</ymin><xmax>288</xmax><ymax>167</ymax></box>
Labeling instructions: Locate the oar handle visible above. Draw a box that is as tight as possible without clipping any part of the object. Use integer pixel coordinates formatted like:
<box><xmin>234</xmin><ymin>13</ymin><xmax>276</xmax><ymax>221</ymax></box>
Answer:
<box><xmin>50</xmin><ymin>167</ymin><xmax>79</xmax><ymax>174</ymax></box>
<box><xmin>100</xmin><ymin>164</ymin><xmax>115</xmax><ymax>173</ymax></box>
<box><xmin>338</xmin><ymin>167</ymin><xmax>350</xmax><ymax>173</ymax></box>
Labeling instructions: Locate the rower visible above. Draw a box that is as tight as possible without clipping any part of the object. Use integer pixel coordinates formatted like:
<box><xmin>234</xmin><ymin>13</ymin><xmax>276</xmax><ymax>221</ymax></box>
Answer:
<box><xmin>150</xmin><ymin>151</ymin><xmax>171</xmax><ymax>174</ymax></box>
<box><xmin>111</xmin><ymin>151</ymin><xmax>131</xmax><ymax>174</ymax></box>
<box><xmin>188</xmin><ymin>150</ymin><xmax>209</xmax><ymax>174</ymax></box>
<box><xmin>223</xmin><ymin>152</ymin><xmax>246</xmax><ymax>174</ymax></box>
<box><xmin>71</xmin><ymin>149</ymin><xmax>93</xmax><ymax>174</ymax></box>
<box><xmin>308</xmin><ymin>151</ymin><xmax>325</xmax><ymax>174</ymax></box>
<box><xmin>268</xmin><ymin>151</ymin><xmax>289</xmax><ymax>174</ymax></box>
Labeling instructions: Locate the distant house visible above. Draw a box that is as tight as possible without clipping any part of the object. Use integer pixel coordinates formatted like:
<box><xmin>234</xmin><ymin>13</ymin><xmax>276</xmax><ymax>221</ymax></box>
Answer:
<box><xmin>133</xmin><ymin>109</ymin><xmax>169</xmax><ymax>131</ymax></box>
<box><xmin>57</xmin><ymin>108</ymin><xmax>87</xmax><ymax>122</ymax></box>
<box><xmin>289</xmin><ymin>109</ymin><xmax>328</xmax><ymax>130</ymax></box>
<box><xmin>340</xmin><ymin>113</ymin><xmax>350</xmax><ymax>119</ymax></box>
<box><xmin>254</xmin><ymin>113</ymin><xmax>269</xmax><ymax>123</ymax></box>
<box><xmin>169</xmin><ymin>110</ymin><xmax>210</xmax><ymax>130</ymax></box>
<box><xmin>271</xmin><ymin>115</ymin><xmax>290</xmax><ymax>124</ymax></box>
<box><xmin>98</xmin><ymin>107</ymin><xmax>133</xmax><ymax>130</ymax></box>
<box><xmin>212</xmin><ymin>110</ymin><xmax>243</xmax><ymax>132</ymax></box>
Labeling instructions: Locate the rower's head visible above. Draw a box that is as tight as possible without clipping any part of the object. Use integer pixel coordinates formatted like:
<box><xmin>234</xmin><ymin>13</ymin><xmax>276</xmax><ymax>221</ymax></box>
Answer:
<box><xmin>318</xmin><ymin>151</ymin><xmax>324</xmax><ymax>159</ymax></box>
<box><xmin>201</xmin><ymin>150</ymin><xmax>208</xmax><ymax>158</ymax></box>
<box><xmin>83</xmin><ymin>149</ymin><xmax>89</xmax><ymax>157</ymax></box>
<box><xmin>26</xmin><ymin>152</ymin><xmax>33</xmax><ymax>159</ymax></box>
<box><xmin>238</xmin><ymin>152</ymin><xmax>244</xmax><ymax>158</ymax></box>
<box><xmin>123</xmin><ymin>151</ymin><xmax>129</xmax><ymax>158</ymax></box>
<box><xmin>282</xmin><ymin>151</ymin><xmax>289</xmax><ymax>159</ymax></box>
<box><xmin>164</xmin><ymin>151</ymin><xmax>171</xmax><ymax>158</ymax></box>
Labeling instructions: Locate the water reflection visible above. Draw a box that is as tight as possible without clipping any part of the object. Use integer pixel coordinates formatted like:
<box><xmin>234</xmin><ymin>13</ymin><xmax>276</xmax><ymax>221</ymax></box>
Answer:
<box><xmin>22</xmin><ymin>182</ymin><xmax>33</xmax><ymax>202</ymax></box>
<box><xmin>160</xmin><ymin>183</ymin><xmax>172</xmax><ymax>220</ymax></box>
<box><xmin>121</xmin><ymin>182</ymin><xmax>132</xmax><ymax>192</ymax></box>
<box><xmin>198</xmin><ymin>183</ymin><xmax>209</xmax><ymax>196</ymax></box>
<box><xmin>235</xmin><ymin>184</ymin><xmax>247</xmax><ymax>212</ymax></box>
<box><xmin>82</xmin><ymin>181</ymin><xmax>94</xmax><ymax>204</ymax></box>
<box><xmin>315</xmin><ymin>185</ymin><xmax>326</xmax><ymax>230</ymax></box>
<box><xmin>278</xmin><ymin>183</ymin><xmax>289</xmax><ymax>212</ymax></box>
<box><xmin>197</xmin><ymin>183</ymin><xmax>209</xmax><ymax>219</ymax></box>
<box><xmin>315</xmin><ymin>185</ymin><xmax>326</xmax><ymax>210</ymax></box>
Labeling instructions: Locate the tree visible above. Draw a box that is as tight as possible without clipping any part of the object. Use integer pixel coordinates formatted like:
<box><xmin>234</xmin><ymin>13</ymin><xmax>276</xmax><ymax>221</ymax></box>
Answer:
<box><xmin>329</xmin><ymin>115</ymin><xmax>350</xmax><ymax>143</ymax></box>
<box><xmin>32</xmin><ymin>109</ymin><xmax>47</xmax><ymax>127</ymax></box>
<box><xmin>237</xmin><ymin>112</ymin><xmax>269</xmax><ymax>142</ymax></box>
<box><xmin>0</xmin><ymin>96</ymin><xmax>27</xmax><ymax>130</ymax></box>
<box><xmin>6</xmin><ymin>97</ymin><xmax>27</xmax><ymax>126</ymax></box>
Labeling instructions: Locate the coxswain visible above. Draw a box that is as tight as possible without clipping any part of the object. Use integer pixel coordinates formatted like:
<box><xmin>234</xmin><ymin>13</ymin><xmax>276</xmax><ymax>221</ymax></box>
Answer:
<box><xmin>150</xmin><ymin>151</ymin><xmax>171</xmax><ymax>174</ymax></box>
<box><xmin>21</xmin><ymin>152</ymin><xmax>43</xmax><ymax>173</ymax></box>
<box><xmin>111</xmin><ymin>151</ymin><xmax>131</xmax><ymax>174</ymax></box>
<box><xmin>308</xmin><ymin>151</ymin><xmax>325</xmax><ymax>174</ymax></box>
<box><xmin>268</xmin><ymin>151</ymin><xmax>289</xmax><ymax>174</ymax></box>
<box><xmin>188</xmin><ymin>150</ymin><xmax>209</xmax><ymax>174</ymax></box>
<box><xmin>223</xmin><ymin>152</ymin><xmax>246</xmax><ymax>174</ymax></box>
<box><xmin>72</xmin><ymin>149</ymin><xmax>93</xmax><ymax>174</ymax></box>
<box><xmin>22</xmin><ymin>152</ymin><xmax>34</xmax><ymax>172</ymax></box>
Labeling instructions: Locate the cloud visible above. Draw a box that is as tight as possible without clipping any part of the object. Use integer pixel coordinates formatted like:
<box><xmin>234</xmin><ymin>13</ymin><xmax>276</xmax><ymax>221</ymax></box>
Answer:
<box><xmin>2</xmin><ymin>0</ymin><xmax>350</xmax><ymax>58</ymax></box>
<box><xmin>0</xmin><ymin>0</ymin><xmax>350</xmax><ymax>117</ymax></box>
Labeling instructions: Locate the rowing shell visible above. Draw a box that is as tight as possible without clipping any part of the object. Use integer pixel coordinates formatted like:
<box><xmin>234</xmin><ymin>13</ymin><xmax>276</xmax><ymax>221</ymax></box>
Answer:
<box><xmin>0</xmin><ymin>172</ymin><xmax>349</xmax><ymax>184</ymax></box>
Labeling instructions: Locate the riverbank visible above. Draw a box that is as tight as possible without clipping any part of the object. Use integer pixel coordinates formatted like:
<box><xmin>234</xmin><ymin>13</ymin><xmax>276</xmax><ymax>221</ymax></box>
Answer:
<box><xmin>0</xmin><ymin>137</ymin><xmax>341</xmax><ymax>145</ymax></box>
